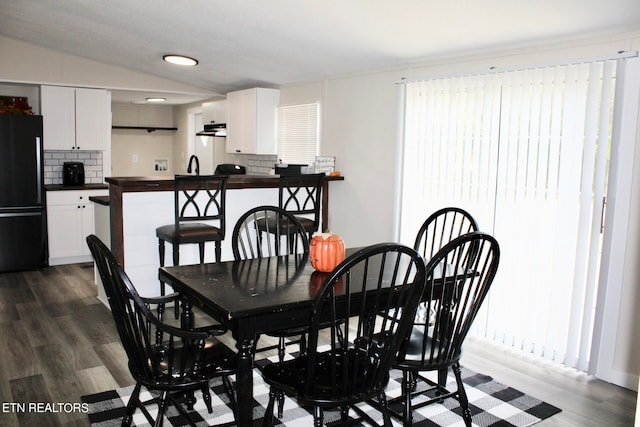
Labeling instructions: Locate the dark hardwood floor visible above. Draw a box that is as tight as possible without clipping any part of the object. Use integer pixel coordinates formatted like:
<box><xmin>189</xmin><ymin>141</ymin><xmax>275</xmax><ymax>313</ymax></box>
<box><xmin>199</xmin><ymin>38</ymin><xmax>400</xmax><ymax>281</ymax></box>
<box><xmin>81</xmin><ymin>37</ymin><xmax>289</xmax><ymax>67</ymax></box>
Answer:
<box><xmin>0</xmin><ymin>263</ymin><xmax>636</xmax><ymax>426</ymax></box>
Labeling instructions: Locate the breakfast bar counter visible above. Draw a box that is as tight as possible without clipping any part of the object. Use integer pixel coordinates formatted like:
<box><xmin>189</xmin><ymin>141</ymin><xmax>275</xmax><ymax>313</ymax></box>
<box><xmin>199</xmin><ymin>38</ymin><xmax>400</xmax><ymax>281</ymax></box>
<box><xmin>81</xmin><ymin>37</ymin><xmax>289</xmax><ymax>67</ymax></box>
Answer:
<box><xmin>105</xmin><ymin>174</ymin><xmax>343</xmax><ymax>296</ymax></box>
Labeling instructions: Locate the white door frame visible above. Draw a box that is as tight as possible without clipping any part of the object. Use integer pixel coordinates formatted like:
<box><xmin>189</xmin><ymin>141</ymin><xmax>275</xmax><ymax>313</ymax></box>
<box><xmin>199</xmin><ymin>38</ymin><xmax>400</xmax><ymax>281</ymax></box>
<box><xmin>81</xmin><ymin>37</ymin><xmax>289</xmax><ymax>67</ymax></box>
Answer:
<box><xmin>591</xmin><ymin>56</ymin><xmax>640</xmax><ymax>390</ymax></box>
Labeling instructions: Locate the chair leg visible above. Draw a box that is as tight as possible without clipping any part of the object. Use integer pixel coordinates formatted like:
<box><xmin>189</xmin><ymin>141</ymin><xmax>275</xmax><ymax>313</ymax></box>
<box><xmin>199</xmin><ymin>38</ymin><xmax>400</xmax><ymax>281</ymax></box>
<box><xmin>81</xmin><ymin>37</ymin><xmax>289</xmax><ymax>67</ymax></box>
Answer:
<box><xmin>155</xmin><ymin>390</ymin><xmax>169</xmax><ymax>427</ymax></box>
<box><xmin>299</xmin><ymin>332</ymin><xmax>307</xmax><ymax>355</ymax></box>
<box><xmin>402</xmin><ymin>370</ymin><xmax>414</xmax><ymax>426</ymax></box>
<box><xmin>275</xmin><ymin>337</ymin><xmax>287</xmax><ymax>418</ymax></box>
<box><xmin>158</xmin><ymin>239</ymin><xmax>165</xmax><ymax>267</ymax></box>
<box><xmin>438</xmin><ymin>368</ymin><xmax>448</xmax><ymax>388</ymax></box>
<box><xmin>172</xmin><ymin>243</ymin><xmax>180</xmax><ymax>266</ymax></box>
<box><xmin>452</xmin><ymin>363</ymin><xmax>472</xmax><ymax>427</ymax></box>
<box><xmin>262</xmin><ymin>388</ymin><xmax>276</xmax><ymax>427</ymax></box>
<box><xmin>215</xmin><ymin>241</ymin><xmax>222</xmax><ymax>262</ymax></box>
<box><xmin>222</xmin><ymin>376</ymin><xmax>237</xmax><ymax>418</ymax></box>
<box><xmin>185</xmin><ymin>390</ymin><xmax>196</xmax><ymax>410</ymax></box>
<box><xmin>201</xmin><ymin>385</ymin><xmax>213</xmax><ymax>413</ymax></box>
<box><xmin>156</xmin><ymin>303</ymin><xmax>165</xmax><ymax>346</ymax></box>
<box><xmin>313</xmin><ymin>406</ymin><xmax>324</xmax><ymax>427</ymax></box>
<box><xmin>199</xmin><ymin>242</ymin><xmax>206</xmax><ymax>264</ymax></box>
<box><xmin>378</xmin><ymin>391</ymin><xmax>393</xmax><ymax>427</ymax></box>
<box><xmin>276</xmin><ymin>392</ymin><xmax>285</xmax><ymax>419</ymax></box>
<box><xmin>340</xmin><ymin>406</ymin><xmax>349</xmax><ymax>422</ymax></box>
<box><xmin>122</xmin><ymin>382</ymin><xmax>142</xmax><ymax>427</ymax></box>
<box><xmin>158</xmin><ymin>240</ymin><xmax>166</xmax><ymax>296</ymax></box>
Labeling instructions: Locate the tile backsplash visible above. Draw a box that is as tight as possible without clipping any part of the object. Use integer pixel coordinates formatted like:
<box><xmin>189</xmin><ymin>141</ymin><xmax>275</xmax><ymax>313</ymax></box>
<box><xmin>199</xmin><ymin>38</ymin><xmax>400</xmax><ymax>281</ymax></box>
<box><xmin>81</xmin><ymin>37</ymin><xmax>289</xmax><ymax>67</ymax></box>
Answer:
<box><xmin>44</xmin><ymin>150</ymin><xmax>104</xmax><ymax>185</ymax></box>
<box><xmin>246</xmin><ymin>154</ymin><xmax>277</xmax><ymax>175</ymax></box>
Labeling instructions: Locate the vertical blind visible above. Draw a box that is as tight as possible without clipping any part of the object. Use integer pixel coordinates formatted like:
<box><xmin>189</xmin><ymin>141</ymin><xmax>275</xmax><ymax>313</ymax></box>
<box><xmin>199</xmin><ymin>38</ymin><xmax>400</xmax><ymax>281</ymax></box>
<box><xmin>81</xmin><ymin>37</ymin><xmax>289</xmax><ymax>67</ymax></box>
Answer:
<box><xmin>277</xmin><ymin>103</ymin><xmax>320</xmax><ymax>165</ymax></box>
<box><xmin>400</xmin><ymin>60</ymin><xmax>617</xmax><ymax>372</ymax></box>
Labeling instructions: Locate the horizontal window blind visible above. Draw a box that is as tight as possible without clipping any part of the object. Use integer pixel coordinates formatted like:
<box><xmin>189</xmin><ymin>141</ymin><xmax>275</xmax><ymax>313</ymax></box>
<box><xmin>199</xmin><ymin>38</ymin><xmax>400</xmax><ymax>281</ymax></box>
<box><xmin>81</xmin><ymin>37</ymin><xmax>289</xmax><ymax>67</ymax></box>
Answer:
<box><xmin>278</xmin><ymin>103</ymin><xmax>320</xmax><ymax>165</ymax></box>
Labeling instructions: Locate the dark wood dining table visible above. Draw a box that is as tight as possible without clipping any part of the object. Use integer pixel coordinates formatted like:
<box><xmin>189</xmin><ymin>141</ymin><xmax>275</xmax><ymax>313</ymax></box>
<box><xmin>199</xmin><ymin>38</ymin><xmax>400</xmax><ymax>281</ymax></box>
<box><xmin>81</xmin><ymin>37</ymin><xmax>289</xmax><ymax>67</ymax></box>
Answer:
<box><xmin>158</xmin><ymin>251</ymin><xmax>343</xmax><ymax>426</ymax></box>
<box><xmin>158</xmin><ymin>248</ymin><xmax>468</xmax><ymax>426</ymax></box>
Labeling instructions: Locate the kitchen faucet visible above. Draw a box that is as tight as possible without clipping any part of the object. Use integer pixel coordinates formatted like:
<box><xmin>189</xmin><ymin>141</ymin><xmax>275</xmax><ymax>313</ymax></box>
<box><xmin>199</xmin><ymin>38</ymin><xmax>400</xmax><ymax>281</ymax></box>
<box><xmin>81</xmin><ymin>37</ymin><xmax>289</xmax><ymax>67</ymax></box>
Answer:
<box><xmin>187</xmin><ymin>155</ymin><xmax>200</xmax><ymax>175</ymax></box>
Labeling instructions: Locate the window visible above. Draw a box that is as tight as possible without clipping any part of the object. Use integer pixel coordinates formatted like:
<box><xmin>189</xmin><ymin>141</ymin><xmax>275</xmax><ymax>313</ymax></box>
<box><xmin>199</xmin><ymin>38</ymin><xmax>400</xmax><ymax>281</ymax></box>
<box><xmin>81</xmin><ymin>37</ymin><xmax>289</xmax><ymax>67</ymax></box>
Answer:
<box><xmin>278</xmin><ymin>103</ymin><xmax>320</xmax><ymax>165</ymax></box>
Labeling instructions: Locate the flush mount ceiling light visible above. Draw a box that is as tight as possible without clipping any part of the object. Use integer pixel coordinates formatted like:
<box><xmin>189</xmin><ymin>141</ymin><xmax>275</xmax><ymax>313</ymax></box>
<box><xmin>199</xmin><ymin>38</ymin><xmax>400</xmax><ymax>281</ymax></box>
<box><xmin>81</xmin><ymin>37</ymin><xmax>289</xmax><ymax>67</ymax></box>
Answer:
<box><xmin>163</xmin><ymin>54</ymin><xmax>198</xmax><ymax>66</ymax></box>
<box><xmin>146</xmin><ymin>97</ymin><xmax>166</xmax><ymax>103</ymax></box>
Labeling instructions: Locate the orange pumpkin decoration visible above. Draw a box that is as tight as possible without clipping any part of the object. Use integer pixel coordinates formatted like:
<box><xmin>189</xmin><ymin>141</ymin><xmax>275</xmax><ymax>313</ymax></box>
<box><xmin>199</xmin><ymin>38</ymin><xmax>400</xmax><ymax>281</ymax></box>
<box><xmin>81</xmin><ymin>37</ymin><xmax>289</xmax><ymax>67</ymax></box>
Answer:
<box><xmin>309</xmin><ymin>232</ymin><xmax>345</xmax><ymax>272</ymax></box>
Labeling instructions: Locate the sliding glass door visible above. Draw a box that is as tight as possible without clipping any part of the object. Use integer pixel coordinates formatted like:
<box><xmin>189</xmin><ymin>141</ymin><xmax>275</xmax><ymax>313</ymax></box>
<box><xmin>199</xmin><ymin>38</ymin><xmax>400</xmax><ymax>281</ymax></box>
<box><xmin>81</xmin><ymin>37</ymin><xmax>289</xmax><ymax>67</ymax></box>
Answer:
<box><xmin>399</xmin><ymin>59</ymin><xmax>618</xmax><ymax>372</ymax></box>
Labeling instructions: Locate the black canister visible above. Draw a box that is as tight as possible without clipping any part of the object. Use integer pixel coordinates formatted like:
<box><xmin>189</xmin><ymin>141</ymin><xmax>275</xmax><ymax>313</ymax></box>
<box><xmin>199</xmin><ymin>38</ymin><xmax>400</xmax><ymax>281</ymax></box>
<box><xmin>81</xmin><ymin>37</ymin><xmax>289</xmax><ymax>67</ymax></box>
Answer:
<box><xmin>63</xmin><ymin>162</ymin><xmax>85</xmax><ymax>186</ymax></box>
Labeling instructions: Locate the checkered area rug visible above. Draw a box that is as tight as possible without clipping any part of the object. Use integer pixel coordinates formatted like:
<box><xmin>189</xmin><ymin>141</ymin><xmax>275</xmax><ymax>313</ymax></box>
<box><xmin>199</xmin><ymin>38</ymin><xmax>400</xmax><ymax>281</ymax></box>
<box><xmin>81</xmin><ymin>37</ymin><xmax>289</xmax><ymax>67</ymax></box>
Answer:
<box><xmin>82</xmin><ymin>354</ymin><xmax>561</xmax><ymax>426</ymax></box>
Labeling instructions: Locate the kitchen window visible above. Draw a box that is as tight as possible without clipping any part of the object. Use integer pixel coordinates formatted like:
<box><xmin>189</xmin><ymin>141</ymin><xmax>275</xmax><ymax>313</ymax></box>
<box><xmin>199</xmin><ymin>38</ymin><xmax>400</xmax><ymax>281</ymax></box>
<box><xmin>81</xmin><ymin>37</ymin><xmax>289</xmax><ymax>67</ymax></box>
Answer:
<box><xmin>277</xmin><ymin>102</ymin><xmax>320</xmax><ymax>165</ymax></box>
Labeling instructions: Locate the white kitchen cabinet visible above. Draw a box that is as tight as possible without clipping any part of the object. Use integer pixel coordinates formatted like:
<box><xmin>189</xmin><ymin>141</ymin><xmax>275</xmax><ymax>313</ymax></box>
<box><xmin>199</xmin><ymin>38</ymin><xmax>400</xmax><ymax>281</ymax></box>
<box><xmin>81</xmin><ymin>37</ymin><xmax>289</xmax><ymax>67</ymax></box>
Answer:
<box><xmin>226</xmin><ymin>88</ymin><xmax>279</xmax><ymax>154</ymax></box>
<box><xmin>41</xmin><ymin>85</ymin><xmax>111</xmax><ymax>151</ymax></box>
<box><xmin>202</xmin><ymin>100</ymin><xmax>227</xmax><ymax>125</ymax></box>
<box><xmin>47</xmin><ymin>189</ymin><xmax>108</xmax><ymax>265</ymax></box>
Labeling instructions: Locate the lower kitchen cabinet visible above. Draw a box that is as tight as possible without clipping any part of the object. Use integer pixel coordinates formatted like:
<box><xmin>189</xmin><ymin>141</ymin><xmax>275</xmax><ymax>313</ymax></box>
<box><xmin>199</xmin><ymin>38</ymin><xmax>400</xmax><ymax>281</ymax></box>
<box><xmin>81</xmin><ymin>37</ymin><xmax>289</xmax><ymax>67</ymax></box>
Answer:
<box><xmin>47</xmin><ymin>189</ymin><xmax>108</xmax><ymax>265</ymax></box>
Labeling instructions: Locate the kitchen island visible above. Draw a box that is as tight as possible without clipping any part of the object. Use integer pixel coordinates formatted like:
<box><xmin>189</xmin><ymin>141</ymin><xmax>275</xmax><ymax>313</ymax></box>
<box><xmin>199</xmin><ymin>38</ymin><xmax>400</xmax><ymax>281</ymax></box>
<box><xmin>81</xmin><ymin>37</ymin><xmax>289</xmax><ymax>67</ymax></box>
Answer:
<box><xmin>105</xmin><ymin>174</ymin><xmax>343</xmax><ymax>296</ymax></box>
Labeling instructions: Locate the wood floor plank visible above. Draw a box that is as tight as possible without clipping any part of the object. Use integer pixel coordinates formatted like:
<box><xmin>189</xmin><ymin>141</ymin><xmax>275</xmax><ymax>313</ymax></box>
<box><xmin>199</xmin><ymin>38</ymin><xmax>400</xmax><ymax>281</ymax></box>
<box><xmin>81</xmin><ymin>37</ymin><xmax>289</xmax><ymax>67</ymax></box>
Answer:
<box><xmin>0</xmin><ymin>322</ymin><xmax>39</xmax><ymax>382</ymax></box>
<box><xmin>9</xmin><ymin>374</ymin><xmax>59</xmax><ymax>427</ymax></box>
<box><xmin>75</xmin><ymin>365</ymin><xmax>120</xmax><ymax>396</ymax></box>
<box><xmin>68</xmin><ymin>301</ymin><xmax>121</xmax><ymax>346</ymax></box>
<box><xmin>13</xmin><ymin>304</ymin><xmax>65</xmax><ymax>348</ymax></box>
<box><xmin>51</xmin><ymin>315</ymin><xmax>104</xmax><ymax>371</ymax></box>
<box><xmin>91</xmin><ymin>342</ymin><xmax>133</xmax><ymax>389</ymax></box>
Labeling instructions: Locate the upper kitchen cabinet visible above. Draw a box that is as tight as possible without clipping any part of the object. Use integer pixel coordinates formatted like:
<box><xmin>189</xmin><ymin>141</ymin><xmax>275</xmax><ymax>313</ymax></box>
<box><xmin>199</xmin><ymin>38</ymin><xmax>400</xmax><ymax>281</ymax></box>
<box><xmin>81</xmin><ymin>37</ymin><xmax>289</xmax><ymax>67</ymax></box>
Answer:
<box><xmin>226</xmin><ymin>88</ymin><xmax>279</xmax><ymax>155</ymax></box>
<box><xmin>202</xmin><ymin>99</ymin><xmax>227</xmax><ymax>125</ymax></box>
<box><xmin>41</xmin><ymin>85</ymin><xmax>111</xmax><ymax>150</ymax></box>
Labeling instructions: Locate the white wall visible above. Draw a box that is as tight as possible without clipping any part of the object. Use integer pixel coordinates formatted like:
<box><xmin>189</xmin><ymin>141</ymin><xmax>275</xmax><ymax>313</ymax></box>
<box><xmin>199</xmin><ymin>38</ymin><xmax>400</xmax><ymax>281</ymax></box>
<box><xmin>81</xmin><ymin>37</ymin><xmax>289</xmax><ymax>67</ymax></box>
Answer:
<box><xmin>111</xmin><ymin>104</ymin><xmax>177</xmax><ymax>176</ymax></box>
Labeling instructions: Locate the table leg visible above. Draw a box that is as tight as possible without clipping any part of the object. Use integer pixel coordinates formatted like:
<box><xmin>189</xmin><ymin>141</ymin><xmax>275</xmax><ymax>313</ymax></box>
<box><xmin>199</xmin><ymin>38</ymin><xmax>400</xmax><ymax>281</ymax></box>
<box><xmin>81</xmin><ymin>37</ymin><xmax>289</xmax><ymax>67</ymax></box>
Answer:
<box><xmin>235</xmin><ymin>336</ymin><xmax>254</xmax><ymax>426</ymax></box>
<box><xmin>180</xmin><ymin>297</ymin><xmax>193</xmax><ymax>330</ymax></box>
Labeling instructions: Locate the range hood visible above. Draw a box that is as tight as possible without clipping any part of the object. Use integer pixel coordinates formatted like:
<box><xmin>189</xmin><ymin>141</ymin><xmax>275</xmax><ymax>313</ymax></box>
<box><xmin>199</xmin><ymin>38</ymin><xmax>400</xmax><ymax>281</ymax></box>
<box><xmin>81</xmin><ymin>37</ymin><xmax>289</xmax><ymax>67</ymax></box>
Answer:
<box><xmin>196</xmin><ymin>123</ymin><xmax>227</xmax><ymax>137</ymax></box>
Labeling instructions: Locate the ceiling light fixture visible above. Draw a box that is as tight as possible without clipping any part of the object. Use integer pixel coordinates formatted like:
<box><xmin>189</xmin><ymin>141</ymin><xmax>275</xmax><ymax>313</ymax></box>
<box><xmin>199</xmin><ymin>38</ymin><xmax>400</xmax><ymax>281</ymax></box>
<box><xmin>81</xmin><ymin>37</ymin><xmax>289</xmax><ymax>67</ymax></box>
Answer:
<box><xmin>163</xmin><ymin>54</ymin><xmax>198</xmax><ymax>66</ymax></box>
<box><xmin>146</xmin><ymin>97</ymin><xmax>166</xmax><ymax>103</ymax></box>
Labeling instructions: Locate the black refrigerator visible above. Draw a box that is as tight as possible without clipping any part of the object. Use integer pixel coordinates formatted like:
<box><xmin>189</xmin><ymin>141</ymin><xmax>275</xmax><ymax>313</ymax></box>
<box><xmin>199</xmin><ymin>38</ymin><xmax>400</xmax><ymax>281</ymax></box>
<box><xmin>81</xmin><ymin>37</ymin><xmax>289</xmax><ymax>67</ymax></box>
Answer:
<box><xmin>0</xmin><ymin>114</ymin><xmax>48</xmax><ymax>272</ymax></box>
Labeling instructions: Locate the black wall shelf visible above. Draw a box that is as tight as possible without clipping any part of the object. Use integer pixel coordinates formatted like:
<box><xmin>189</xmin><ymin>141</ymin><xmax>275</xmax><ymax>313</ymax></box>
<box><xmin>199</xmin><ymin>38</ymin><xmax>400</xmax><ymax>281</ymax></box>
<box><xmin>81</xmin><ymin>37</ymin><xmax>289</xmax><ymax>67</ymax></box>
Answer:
<box><xmin>112</xmin><ymin>125</ymin><xmax>177</xmax><ymax>133</ymax></box>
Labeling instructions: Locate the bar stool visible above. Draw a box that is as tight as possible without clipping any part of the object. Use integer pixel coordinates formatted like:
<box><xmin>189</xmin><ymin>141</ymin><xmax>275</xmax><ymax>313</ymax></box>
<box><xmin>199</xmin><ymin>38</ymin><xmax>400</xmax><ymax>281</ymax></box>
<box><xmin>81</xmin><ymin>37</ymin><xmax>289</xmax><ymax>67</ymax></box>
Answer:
<box><xmin>275</xmin><ymin>173</ymin><xmax>323</xmax><ymax>239</ymax></box>
<box><xmin>156</xmin><ymin>175</ymin><xmax>228</xmax><ymax>271</ymax></box>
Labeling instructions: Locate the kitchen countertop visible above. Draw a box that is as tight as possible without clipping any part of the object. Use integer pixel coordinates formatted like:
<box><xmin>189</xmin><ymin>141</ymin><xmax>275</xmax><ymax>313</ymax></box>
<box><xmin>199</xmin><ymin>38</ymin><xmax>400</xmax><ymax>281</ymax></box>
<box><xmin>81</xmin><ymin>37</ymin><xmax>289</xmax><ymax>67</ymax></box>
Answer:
<box><xmin>105</xmin><ymin>174</ymin><xmax>343</xmax><ymax>191</ymax></box>
<box><xmin>45</xmin><ymin>183</ymin><xmax>109</xmax><ymax>191</ymax></box>
<box><xmin>89</xmin><ymin>195</ymin><xmax>110</xmax><ymax>206</ymax></box>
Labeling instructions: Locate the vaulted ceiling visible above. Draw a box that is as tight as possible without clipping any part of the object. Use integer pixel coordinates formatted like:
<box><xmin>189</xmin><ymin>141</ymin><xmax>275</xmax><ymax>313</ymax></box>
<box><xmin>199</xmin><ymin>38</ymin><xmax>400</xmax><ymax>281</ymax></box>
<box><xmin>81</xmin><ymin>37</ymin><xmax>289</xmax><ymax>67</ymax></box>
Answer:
<box><xmin>2</xmin><ymin>0</ymin><xmax>639</xmax><ymax>104</ymax></box>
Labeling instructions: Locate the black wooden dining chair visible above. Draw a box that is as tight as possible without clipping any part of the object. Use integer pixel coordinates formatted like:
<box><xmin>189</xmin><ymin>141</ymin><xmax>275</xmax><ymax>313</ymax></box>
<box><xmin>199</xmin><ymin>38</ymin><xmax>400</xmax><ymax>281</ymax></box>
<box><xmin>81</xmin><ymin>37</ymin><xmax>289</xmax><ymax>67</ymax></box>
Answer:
<box><xmin>392</xmin><ymin>232</ymin><xmax>500</xmax><ymax>426</ymax></box>
<box><xmin>414</xmin><ymin>207</ymin><xmax>479</xmax><ymax>259</ymax></box>
<box><xmin>86</xmin><ymin>234</ymin><xmax>237</xmax><ymax>427</ymax></box>
<box><xmin>232</xmin><ymin>205</ymin><xmax>309</xmax><ymax>261</ymax></box>
<box><xmin>156</xmin><ymin>175</ymin><xmax>228</xmax><ymax>268</ymax></box>
<box><xmin>412</xmin><ymin>207</ymin><xmax>479</xmax><ymax>388</ymax></box>
<box><xmin>232</xmin><ymin>205</ymin><xmax>310</xmax><ymax>417</ymax></box>
<box><xmin>261</xmin><ymin>243</ymin><xmax>427</xmax><ymax>427</ymax></box>
<box><xmin>232</xmin><ymin>205</ymin><xmax>311</xmax><ymax>360</ymax></box>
